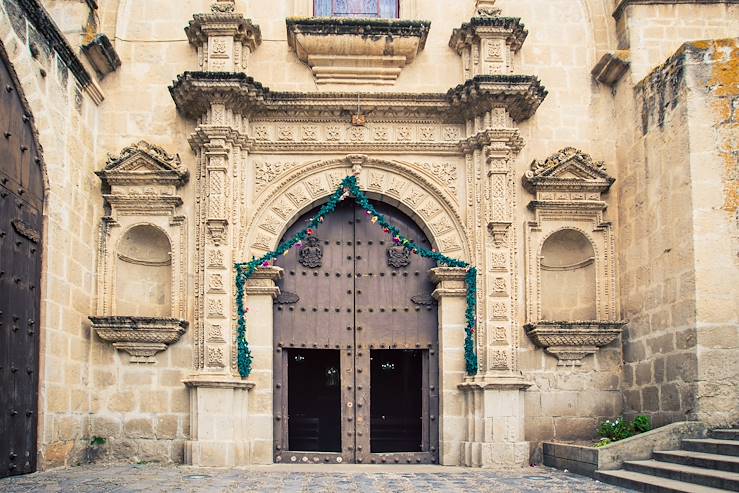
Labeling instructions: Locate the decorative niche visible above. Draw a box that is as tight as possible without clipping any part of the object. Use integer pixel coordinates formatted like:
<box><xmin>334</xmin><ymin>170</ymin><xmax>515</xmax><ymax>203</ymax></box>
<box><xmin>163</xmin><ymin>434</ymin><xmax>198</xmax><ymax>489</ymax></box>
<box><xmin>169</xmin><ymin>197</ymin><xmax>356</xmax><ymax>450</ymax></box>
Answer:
<box><xmin>285</xmin><ymin>17</ymin><xmax>430</xmax><ymax>85</ymax></box>
<box><xmin>89</xmin><ymin>141</ymin><xmax>189</xmax><ymax>363</ymax></box>
<box><xmin>523</xmin><ymin>147</ymin><xmax>626</xmax><ymax>367</ymax></box>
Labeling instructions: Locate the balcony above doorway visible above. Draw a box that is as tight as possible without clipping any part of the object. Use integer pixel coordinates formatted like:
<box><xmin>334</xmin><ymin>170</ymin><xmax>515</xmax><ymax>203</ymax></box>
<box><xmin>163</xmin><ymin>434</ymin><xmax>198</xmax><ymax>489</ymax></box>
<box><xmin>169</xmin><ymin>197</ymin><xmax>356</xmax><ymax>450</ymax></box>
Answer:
<box><xmin>286</xmin><ymin>17</ymin><xmax>430</xmax><ymax>85</ymax></box>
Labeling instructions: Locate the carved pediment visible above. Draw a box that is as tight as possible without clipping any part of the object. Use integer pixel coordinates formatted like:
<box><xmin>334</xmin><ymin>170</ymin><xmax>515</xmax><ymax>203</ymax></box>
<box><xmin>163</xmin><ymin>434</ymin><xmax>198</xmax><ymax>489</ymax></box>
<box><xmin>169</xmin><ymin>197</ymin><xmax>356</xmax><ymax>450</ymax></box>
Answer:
<box><xmin>524</xmin><ymin>147</ymin><xmax>614</xmax><ymax>195</ymax></box>
<box><xmin>97</xmin><ymin>141</ymin><xmax>189</xmax><ymax>187</ymax></box>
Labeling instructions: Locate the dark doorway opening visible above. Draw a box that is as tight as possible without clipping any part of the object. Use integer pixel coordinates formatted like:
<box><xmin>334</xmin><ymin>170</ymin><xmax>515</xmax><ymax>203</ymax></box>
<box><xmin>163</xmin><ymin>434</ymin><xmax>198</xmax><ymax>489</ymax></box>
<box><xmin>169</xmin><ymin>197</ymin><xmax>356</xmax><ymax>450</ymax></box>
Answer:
<box><xmin>370</xmin><ymin>349</ymin><xmax>423</xmax><ymax>453</ymax></box>
<box><xmin>287</xmin><ymin>349</ymin><xmax>341</xmax><ymax>452</ymax></box>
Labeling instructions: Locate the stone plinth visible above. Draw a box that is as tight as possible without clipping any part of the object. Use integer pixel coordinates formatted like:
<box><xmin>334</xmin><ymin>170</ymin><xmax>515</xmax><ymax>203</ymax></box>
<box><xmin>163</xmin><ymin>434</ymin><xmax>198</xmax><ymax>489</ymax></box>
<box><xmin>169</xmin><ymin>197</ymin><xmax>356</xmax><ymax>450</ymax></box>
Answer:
<box><xmin>459</xmin><ymin>374</ymin><xmax>532</xmax><ymax>468</ymax></box>
<box><xmin>183</xmin><ymin>375</ymin><xmax>254</xmax><ymax>467</ymax></box>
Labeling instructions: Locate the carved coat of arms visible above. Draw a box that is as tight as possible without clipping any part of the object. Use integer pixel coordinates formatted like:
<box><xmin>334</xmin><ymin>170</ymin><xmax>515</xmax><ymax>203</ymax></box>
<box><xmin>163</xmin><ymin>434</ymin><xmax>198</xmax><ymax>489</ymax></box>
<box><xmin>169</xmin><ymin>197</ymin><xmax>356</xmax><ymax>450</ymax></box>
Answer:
<box><xmin>298</xmin><ymin>236</ymin><xmax>323</xmax><ymax>268</ymax></box>
<box><xmin>386</xmin><ymin>244</ymin><xmax>411</xmax><ymax>268</ymax></box>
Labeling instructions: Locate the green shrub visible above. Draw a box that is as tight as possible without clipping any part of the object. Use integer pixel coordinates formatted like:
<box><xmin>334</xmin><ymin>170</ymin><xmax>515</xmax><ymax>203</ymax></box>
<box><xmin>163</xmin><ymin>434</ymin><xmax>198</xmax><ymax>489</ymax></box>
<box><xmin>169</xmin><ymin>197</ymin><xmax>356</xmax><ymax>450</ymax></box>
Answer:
<box><xmin>596</xmin><ymin>415</ymin><xmax>652</xmax><ymax>444</ymax></box>
<box><xmin>633</xmin><ymin>415</ymin><xmax>652</xmax><ymax>434</ymax></box>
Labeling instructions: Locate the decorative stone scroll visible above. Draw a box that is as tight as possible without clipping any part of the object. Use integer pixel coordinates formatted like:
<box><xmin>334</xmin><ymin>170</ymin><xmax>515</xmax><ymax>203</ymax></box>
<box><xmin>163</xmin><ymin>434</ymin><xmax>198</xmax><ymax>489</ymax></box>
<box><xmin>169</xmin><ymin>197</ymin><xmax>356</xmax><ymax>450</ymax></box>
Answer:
<box><xmin>524</xmin><ymin>147</ymin><xmax>626</xmax><ymax>366</ymax></box>
<box><xmin>92</xmin><ymin>141</ymin><xmax>189</xmax><ymax>363</ymax></box>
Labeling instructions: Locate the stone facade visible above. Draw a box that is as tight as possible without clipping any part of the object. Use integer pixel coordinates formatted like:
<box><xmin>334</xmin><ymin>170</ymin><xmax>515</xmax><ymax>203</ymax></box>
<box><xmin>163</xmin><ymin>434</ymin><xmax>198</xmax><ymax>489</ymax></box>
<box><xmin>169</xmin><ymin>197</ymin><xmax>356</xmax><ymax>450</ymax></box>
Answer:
<box><xmin>0</xmin><ymin>0</ymin><xmax>736</xmax><ymax>472</ymax></box>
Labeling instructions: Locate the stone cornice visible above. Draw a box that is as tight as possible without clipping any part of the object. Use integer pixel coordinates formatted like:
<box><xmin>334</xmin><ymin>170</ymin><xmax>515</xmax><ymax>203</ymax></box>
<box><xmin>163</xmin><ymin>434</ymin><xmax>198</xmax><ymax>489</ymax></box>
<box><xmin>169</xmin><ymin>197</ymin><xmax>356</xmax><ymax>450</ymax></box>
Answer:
<box><xmin>447</xmin><ymin>75</ymin><xmax>547</xmax><ymax>122</ymax></box>
<box><xmin>449</xmin><ymin>16</ymin><xmax>528</xmax><ymax>54</ymax></box>
<box><xmin>170</xmin><ymin>72</ymin><xmax>547</xmax><ymax>123</ymax></box>
<box><xmin>613</xmin><ymin>0</ymin><xmax>739</xmax><ymax>20</ymax></box>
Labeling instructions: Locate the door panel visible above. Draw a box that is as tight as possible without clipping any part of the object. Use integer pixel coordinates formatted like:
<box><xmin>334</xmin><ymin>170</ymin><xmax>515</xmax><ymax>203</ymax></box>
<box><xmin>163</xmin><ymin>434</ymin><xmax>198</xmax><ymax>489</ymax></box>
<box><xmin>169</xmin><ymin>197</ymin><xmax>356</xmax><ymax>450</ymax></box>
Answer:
<box><xmin>273</xmin><ymin>201</ymin><xmax>438</xmax><ymax>464</ymax></box>
<box><xmin>1</xmin><ymin>47</ymin><xmax>43</xmax><ymax>478</ymax></box>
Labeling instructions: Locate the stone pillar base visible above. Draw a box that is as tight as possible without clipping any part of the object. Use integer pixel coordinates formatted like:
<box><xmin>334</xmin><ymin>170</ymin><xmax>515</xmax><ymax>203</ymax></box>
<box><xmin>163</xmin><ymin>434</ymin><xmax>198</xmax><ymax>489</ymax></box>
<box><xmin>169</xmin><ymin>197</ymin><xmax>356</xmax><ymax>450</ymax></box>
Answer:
<box><xmin>459</xmin><ymin>373</ymin><xmax>532</xmax><ymax>468</ymax></box>
<box><xmin>183</xmin><ymin>374</ymin><xmax>255</xmax><ymax>467</ymax></box>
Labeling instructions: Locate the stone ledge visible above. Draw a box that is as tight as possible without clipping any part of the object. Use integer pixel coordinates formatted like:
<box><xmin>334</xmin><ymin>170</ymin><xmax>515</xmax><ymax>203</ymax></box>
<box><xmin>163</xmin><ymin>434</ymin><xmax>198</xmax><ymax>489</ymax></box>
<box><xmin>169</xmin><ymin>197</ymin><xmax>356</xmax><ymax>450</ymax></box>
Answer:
<box><xmin>89</xmin><ymin>316</ymin><xmax>188</xmax><ymax>363</ymax></box>
<box><xmin>182</xmin><ymin>374</ymin><xmax>255</xmax><ymax>390</ymax></box>
<box><xmin>525</xmin><ymin>321</ymin><xmax>626</xmax><ymax>367</ymax></box>
<box><xmin>591</xmin><ymin>51</ymin><xmax>630</xmax><ymax>87</ymax></box>
<box><xmin>613</xmin><ymin>0</ymin><xmax>739</xmax><ymax>20</ymax></box>
<box><xmin>286</xmin><ymin>17</ymin><xmax>431</xmax><ymax>85</ymax></box>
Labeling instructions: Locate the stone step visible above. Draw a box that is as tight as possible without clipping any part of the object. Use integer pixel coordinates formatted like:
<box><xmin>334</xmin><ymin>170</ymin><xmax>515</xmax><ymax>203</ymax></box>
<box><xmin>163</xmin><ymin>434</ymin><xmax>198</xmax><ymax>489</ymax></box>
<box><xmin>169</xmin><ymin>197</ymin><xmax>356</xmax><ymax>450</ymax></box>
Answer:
<box><xmin>654</xmin><ymin>449</ymin><xmax>739</xmax><ymax>473</ymax></box>
<box><xmin>596</xmin><ymin>469</ymin><xmax>732</xmax><ymax>493</ymax></box>
<box><xmin>711</xmin><ymin>429</ymin><xmax>739</xmax><ymax>441</ymax></box>
<box><xmin>624</xmin><ymin>459</ymin><xmax>739</xmax><ymax>491</ymax></box>
<box><xmin>683</xmin><ymin>439</ymin><xmax>739</xmax><ymax>457</ymax></box>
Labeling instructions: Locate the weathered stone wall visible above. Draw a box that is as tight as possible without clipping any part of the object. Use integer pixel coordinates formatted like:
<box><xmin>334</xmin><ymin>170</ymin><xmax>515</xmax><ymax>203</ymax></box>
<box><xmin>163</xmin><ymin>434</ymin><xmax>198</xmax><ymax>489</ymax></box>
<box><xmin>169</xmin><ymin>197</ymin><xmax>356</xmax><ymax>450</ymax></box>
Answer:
<box><xmin>615</xmin><ymin>2</ymin><xmax>739</xmax><ymax>81</ymax></box>
<box><xmin>614</xmin><ymin>38</ymin><xmax>738</xmax><ymax>428</ymax></box>
<box><xmin>0</xmin><ymin>0</ymin><xmax>100</xmax><ymax>468</ymax></box>
<box><xmin>682</xmin><ymin>39</ymin><xmax>739</xmax><ymax>427</ymax></box>
<box><xmin>615</xmin><ymin>48</ymin><xmax>698</xmax><ymax>427</ymax></box>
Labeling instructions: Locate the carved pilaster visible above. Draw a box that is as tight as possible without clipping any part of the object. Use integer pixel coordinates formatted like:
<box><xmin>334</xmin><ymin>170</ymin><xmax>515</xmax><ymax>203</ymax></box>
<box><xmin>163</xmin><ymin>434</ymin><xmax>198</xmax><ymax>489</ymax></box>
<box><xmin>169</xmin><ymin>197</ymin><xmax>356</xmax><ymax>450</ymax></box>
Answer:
<box><xmin>191</xmin><ymin>123</ymin><xmax>248</xmax><ymax>373</ymax></box>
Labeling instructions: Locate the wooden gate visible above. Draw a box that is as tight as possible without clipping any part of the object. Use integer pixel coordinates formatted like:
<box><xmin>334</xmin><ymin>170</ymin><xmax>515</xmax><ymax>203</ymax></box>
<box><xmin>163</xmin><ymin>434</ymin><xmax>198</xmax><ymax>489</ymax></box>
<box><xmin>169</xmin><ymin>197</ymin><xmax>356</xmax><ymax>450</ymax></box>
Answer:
<box><xmin>0</xmin><ymin>45</ymin><xmax>44</xmax><ymax>478</ymax></box>
<box><xmin>273</xmin><ymin>200</ymin><xmax>439</xmax><ymax>464</ymax></box>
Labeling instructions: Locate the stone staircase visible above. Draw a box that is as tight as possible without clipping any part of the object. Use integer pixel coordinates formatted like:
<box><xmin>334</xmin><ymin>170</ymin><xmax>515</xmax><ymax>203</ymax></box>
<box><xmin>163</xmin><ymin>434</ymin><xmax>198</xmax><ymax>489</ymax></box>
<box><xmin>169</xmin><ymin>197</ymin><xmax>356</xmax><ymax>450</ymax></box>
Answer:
<box><xmin>596</xmin><ymin>429</ymin><xmax>739</xmax><ymax>492</ymax></box>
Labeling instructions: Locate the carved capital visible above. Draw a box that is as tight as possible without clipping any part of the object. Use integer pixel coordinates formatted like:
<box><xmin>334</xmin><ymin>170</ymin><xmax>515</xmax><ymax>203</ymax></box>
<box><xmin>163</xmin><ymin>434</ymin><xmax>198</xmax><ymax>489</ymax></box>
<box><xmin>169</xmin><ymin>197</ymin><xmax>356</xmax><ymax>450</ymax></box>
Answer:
<box><xmin>244</xmin><ymin>267</ymin><xmax>283</xmax><ymax>298</ymax></box>
<box><xmin>487</xmin><ymin>222</ymin><xmax>511</xmax><ymax>248</ymax></box>
<box><xmin>430</xmin><ymin>267</ymin><xmax>469</xmax><ymax>298</ymax></box>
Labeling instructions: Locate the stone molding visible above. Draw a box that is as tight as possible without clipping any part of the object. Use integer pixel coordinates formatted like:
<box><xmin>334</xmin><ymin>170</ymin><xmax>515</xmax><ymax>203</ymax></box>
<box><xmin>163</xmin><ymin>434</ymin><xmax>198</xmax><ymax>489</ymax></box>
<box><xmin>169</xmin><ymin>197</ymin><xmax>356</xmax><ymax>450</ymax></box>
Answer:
<box><xmin>430</xmin><ymin>267</ymin><xmax>468</xmax><ymax>298</ymax></box>
<box><xmin>169</xmin><ymin>72</ymin><xmax>546</xmax><ymax>124</ymax></box>
<box><xmin>525</xmin><ymin>321</ymin><xmax>626</xmax><ymax>366</ymax></box>
<box><xmin>89</xmin><ymin>316</ymin><xmax>188</xmax><ymax>363</ymax></box>
<box><xmin>182</xmin><ymin>374</ymin><xmax>255</xmax><ymax>390</ymax></box>
<box><xmin>244</xmin><ymin>267</ymin><xmax>283</xmax><ymax>298</ymax></box>
<box><xmin>612</xmin><ymin>0</ymin><xmax>739</xmax><ymax>20</ymax></box>
<box><xmin>286</xmin><ymin>17</ymin><xmax>430</xmax><ymax>85</ymax></box>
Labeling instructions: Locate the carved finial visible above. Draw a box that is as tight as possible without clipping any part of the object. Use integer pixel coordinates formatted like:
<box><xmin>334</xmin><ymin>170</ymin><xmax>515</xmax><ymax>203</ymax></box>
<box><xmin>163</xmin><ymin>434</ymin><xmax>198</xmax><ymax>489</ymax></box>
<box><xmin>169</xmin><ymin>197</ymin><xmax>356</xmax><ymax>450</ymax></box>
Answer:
<box><xmin>211</xmin><ymin>0</ymin><xmax>235</xmax><ymax>13</ymax></box>
<box><xmin>475</xmin><ymin>0</ymin><xmax>501</xmax><ymax>16</ymax></box>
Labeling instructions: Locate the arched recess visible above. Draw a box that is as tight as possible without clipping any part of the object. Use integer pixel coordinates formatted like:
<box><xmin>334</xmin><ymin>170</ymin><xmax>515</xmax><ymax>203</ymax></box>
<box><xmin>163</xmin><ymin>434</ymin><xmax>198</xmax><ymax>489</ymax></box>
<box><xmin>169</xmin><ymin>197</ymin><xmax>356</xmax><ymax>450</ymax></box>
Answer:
<box><xmin>113</xmin><ymin>223</ymin><xmax>173</xmax><ymax>317</ymax></box>
<box><xmin>539</xmin><ymin>228</ymin><xmax>597</xmax><ymax>321</ymax></box>
<box><xmin>241</xmin><ymin>156</ymin><xmax>470</xmax><ymax>264</ymax></box>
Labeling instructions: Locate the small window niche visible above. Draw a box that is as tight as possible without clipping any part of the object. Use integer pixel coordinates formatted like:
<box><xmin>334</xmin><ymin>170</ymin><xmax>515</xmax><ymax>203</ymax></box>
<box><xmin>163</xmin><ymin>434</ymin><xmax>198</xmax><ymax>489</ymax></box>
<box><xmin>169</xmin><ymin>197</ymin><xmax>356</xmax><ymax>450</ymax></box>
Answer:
<box><xmin>90</xmin><ymin>141</ymin><xmax>189</xmax><ymax>363</ymax></box>
<box><xmin>523</xmin><ymin>148</ymin><xmax>626</xmax><ymax>367</ymax></box>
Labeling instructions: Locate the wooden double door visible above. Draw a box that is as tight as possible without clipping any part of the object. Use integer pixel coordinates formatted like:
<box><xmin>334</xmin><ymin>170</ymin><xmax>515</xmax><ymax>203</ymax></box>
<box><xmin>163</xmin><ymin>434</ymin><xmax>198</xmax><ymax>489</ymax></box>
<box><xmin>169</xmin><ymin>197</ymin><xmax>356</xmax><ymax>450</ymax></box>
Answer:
<box><xmin>273</xmin><ymin>201</ymin><xmax>439</xmax><ymax>464</ymax></box>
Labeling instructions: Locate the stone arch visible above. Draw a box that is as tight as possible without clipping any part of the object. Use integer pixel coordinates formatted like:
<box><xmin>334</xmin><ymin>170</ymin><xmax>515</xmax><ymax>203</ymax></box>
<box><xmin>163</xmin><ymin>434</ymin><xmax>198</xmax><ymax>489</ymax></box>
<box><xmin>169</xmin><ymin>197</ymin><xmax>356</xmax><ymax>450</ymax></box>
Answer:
<box><xmin>240</xmin><ymin>156</ymin><xmax>470</xmax><ymax>263</ymax></box>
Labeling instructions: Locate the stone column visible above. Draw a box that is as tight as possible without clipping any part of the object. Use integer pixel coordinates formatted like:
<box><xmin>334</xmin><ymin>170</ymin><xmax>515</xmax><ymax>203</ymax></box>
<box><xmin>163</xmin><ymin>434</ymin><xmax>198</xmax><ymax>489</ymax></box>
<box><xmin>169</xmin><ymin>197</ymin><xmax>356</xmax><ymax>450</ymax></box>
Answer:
<box><xmin>431</xmin><ymin>267</ymin><xmax>468</xmax><ymax>466</ymax></box>
<box><xmin>244</xmin><ymin>267</ymin><xmax>282</xmax><ymax>464</ymax></box>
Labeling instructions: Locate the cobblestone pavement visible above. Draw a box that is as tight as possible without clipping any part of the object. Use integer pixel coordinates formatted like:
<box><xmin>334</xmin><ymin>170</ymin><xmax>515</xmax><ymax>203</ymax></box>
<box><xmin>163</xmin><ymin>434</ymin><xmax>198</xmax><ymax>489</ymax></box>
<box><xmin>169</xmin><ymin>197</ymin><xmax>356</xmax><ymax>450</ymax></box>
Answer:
<box><xmin>0</xmin><ymin>464</ymin><xmax>631</xmax><ymax>493</ymax></box>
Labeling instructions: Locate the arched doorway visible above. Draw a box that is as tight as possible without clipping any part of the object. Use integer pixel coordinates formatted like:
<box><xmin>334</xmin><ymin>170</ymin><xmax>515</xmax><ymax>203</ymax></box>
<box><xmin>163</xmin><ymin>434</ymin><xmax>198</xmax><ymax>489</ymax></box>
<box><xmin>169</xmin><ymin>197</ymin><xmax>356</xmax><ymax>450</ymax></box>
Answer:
<box><xmin>273</xmin><ymin>200</ymin><xmax>439</xmax><ymax>464</ymax></box>
<box><xmin>0</xmin><ymin>45</ymin><xmax>44</xmax><ymax>477</ymax></box>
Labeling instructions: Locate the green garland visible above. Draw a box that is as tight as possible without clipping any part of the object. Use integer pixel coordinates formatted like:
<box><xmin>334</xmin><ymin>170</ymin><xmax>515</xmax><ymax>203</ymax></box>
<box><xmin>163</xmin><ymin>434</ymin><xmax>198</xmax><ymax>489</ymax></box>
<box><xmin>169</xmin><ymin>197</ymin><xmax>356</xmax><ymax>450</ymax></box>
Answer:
<box><xmin>235</xmin><ymin>175</ymin><xmax>479</xmax><ymax>378</ymax></box>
